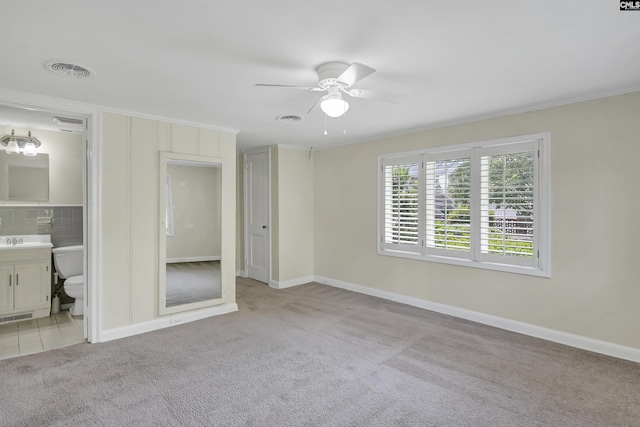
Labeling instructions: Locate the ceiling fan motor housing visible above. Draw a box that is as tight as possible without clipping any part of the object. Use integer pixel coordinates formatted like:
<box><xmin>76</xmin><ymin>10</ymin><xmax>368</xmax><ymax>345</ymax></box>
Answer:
<box><xmin>317</xmin><ymin>62</ymin><xmax>350</xmax><ymax>89</ymax></box>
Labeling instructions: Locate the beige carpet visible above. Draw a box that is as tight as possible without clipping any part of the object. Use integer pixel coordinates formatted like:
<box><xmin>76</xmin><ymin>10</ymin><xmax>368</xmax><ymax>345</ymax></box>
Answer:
<box><xmin>1</xmin><ymin>277</ymin><xmax>639</xmax><ymax>426</ymax></box>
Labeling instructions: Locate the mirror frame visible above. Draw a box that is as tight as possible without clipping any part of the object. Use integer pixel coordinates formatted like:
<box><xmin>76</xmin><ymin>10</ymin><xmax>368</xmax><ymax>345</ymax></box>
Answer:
<box><xmin>158</xmin><ymin>151</ymin><xmax>225</xmax><ymax>316</ymax></box>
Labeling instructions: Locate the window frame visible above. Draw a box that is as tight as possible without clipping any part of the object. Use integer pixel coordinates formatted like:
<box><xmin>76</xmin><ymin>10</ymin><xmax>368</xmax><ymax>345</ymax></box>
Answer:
<box><xmin>377</xmin><ymin>132</ymin><xmax>551</xmax><ymax>278</ymax></box>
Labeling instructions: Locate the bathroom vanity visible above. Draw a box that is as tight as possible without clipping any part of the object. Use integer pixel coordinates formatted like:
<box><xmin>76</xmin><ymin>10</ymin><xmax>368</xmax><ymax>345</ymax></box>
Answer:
<box><xmin>0</xmin><ymin>236</ymin><xmax>52</xmax><ymax>323</ymax></box>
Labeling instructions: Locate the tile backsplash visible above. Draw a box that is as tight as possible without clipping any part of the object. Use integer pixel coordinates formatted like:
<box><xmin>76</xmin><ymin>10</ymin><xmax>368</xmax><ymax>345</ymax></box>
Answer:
<box><xmin>0</xmin><ymin>206</ymin><xmax>83</xmax><ymax>247</ymax></box>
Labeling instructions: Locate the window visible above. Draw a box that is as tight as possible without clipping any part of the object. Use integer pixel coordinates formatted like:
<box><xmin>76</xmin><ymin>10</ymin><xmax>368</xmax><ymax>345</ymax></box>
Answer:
<box><xmin>378</xmin><ymin>133</ymin><xmax>550</xmax><ymax>277</ymax></box>
<box><xmin>382</xmin><ymin>157</ymin><xmax>420</xmax><ymax>252</ymax></box>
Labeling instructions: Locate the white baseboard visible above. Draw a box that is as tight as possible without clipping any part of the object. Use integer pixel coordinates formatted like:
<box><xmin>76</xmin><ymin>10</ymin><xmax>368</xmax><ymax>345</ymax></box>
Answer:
<box><xmin>166</xmin><ymin>256</ymin><xmax>220</xmax><ymax>264</ymax></box>
<box><xmin>236</xmin><ymin>270</ymin><xmax>247</xmax><ymax>277</ymax></box>
<box><xmin>97</xmin><ymin>303</ymin><xmax>238</xmax><ymax>343</ymax></box>
<box><xmin>270</xmin><ymin>275</ymin><xmax>314</xmax><ymax>289</ymax></box>
<box><xmin>314</xmin><ymin>276</ymin><xmax>640</xmax><ymax>364</ymax></box>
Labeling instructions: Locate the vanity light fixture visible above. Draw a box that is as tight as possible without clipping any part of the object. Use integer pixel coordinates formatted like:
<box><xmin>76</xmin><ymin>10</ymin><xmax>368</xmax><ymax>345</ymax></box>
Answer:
<box><xmin>1</xmin><ymin>129</ymin><xmax>42</xmax><ymax>156</ymax></box>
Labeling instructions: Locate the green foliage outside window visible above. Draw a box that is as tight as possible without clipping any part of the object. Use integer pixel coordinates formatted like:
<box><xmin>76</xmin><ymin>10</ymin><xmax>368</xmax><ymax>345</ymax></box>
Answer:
<box><xmin>434</xmin><ymin>207</ymin><xmax>533</xmax><ymax>256</ymax></box>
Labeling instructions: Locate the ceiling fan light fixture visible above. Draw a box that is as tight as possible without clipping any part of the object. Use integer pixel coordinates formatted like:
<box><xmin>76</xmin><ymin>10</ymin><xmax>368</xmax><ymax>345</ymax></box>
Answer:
<box><xmin>320</xmin><ymin>95</ymin><xmax>349</xmax><ymax>118</ymax></box>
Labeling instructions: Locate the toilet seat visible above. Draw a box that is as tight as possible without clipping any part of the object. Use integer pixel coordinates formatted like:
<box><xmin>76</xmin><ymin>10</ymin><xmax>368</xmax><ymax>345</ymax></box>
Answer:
<box><xmin>64</xmin><ymin>276</ymin><xmax>83</xmax><ymax>287</ymax></box>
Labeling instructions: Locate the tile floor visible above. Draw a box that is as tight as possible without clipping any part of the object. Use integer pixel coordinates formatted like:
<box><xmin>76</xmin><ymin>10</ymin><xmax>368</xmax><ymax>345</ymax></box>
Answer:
<box><xmin>0</xmin><ymin>310</ymin><xmax>85</xmax><ymax>360</ymax></box>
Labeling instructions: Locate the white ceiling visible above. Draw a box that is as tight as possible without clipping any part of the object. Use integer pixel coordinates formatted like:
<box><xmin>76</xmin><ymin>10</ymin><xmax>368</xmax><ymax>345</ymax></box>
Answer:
<box><xmin>0</xmin><ymin>1</ymin><xmax>638</xmax><ymax>150</ymax></box>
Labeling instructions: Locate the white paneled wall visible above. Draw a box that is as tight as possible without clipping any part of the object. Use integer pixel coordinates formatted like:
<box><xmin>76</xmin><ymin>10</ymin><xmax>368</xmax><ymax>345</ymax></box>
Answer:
<box><xmin>101</xmin><ymin>113</ymin><xmax>236</xmax><ymax>331</ymax></box>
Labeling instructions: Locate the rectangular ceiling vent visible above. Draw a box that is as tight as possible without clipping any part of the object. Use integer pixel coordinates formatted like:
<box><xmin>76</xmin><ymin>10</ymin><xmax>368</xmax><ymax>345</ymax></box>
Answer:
<box><xmin>0</xmin><ymin>313</ymin><xmax>33</xmax><ymax>324</ymax></box>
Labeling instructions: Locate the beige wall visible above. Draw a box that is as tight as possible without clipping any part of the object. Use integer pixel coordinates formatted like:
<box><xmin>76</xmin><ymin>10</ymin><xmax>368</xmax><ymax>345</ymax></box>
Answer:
<box><xmin>275</xmin><ymin>147</ymin><xmax>314</xmax><ymax>282</ymax></box>
<box><xmin>0</xmin><ymin>125</ymin><xmax>83</xmax><ymax>205</ymax></box>
<box><xmin>166</xmin><ymin>164</ymin><xmax>221</xmax><ymax>260</ymax></box>
<box><xmin>313</xmin><ymin>92</ymin><xmax>640</xmax><ymax>350</ymax></box>
<box><xmin>101</xmin><ymin>113</ymin><xmax>236</xmax><ymax>331</ymax></box>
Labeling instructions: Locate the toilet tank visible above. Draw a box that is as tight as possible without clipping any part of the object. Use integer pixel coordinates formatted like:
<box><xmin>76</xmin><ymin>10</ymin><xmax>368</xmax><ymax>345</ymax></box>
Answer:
<box><xmin>52</xmin><ymin>245</ymin><xmax>84</xmax><ymax>279</ymax></box>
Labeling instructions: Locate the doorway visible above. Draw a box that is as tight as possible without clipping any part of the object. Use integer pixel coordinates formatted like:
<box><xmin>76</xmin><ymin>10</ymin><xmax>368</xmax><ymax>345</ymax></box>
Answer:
<box><xmin>0</xmin><ymin>100</ymin><xmax>95</xmax><ymax>359</ymax></box>
<box><xmin>244</xmin><ymin>149</ymin><xmax>270</xmax><ymax>284</ymax></box>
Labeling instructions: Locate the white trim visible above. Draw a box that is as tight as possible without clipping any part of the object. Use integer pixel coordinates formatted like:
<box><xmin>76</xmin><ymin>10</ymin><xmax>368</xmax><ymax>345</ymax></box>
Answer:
<box><xmin>235</xmin><ymin>270</ymin><xmax>247</xmax><ymax>277</ymax></box>
<box><xmin>87</xmin><ymin>108</ymin><xmax>101</xmax><ymax>344</ymax></box>
<box><xmin>269</xmin><ymin>275</ymin><xmax>313</xmax><ymax>289</ymax></box>
<box><xmin>97</xmin><ymin>303</ymin><xmax>238</xmax><ymax>342</ymax></box>
<box><xmin>166</xmin><ymin>256</ymin><xmax>220</xmax><ymax>263</ymax></box>
<box><xmin>314</xmin><ymin>276</ymin><xmax>640</xmax><ymax>364</ymax></box>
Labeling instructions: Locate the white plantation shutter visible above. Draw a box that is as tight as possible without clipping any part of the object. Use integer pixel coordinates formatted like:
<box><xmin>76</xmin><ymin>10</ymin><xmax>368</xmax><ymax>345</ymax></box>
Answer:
<box><xmin>381</xmin><ymin>156</ymin><xmax>421</xmax><ymax>253</ymax></box>
<box><xmin>425</xmin><ymin>150</ymin><xmax>472</xmax><ymax>259</ymax></box>
<box><xmin>478</xmin><ymin>140</ymin><xmax>538</xmax><ymax>267</ymax></box>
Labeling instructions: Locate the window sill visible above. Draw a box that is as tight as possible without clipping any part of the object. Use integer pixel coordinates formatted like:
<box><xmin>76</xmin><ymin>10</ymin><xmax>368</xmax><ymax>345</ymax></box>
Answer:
<box><xmin>377</xmin><ymin>248</ymin><xmax>550</xmax><ymax>278</ymax></box>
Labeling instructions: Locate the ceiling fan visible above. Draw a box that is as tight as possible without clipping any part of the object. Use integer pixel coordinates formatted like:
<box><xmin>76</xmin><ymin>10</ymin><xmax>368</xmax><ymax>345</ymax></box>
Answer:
<box><xmin>255</xmin><ymin>62</ymin><xmax>381</xmax><ymax>118</ymax></box>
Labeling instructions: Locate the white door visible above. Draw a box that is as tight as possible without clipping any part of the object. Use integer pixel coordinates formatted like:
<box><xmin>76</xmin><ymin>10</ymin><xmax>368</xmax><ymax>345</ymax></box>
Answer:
<box><xmin>245</xmin><ymin>150</ymin><xmax>270</xmax><ymax>283</ymax></box>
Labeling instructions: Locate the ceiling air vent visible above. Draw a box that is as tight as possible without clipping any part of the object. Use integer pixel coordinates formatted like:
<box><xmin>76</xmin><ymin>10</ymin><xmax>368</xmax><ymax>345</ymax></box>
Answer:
<box><xmin>276</xmin><ymin>115</ymin><xmax>302</xmax><ymax>123</ymax></box>
<box><xmin>45</xmin><ymin>61</ymin><xmax>95</xmax><ymax>79</ymax></box>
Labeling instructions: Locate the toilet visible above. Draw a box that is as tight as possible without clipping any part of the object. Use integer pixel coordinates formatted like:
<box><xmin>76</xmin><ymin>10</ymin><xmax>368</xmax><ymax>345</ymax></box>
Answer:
<box><xmin>52</xmin><ymin>245</ymin><xmax>84</xmax><ymax>316</ymax></box>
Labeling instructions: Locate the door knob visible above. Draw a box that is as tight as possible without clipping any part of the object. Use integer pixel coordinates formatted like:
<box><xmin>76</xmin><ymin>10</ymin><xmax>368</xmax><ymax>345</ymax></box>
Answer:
<box><xmin>262</xmin><ymin>225</ymin><xmax>267</xmax><ymax>229</ymax></box>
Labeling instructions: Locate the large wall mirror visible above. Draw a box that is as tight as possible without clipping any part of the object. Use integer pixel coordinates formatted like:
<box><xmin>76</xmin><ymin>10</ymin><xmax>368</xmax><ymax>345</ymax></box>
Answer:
<box><xmin>159</xmin><ymin>152</ymin><xmax>223</xmax><ymax>315</ymax></box>
<box><xmin>0</xmin><ymin>151</ymin><xmax>49</xmax><ymax>201</ymax></box>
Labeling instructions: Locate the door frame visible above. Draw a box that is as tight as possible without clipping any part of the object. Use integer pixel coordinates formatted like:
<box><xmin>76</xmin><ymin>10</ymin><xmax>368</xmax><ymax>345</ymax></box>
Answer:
<box><xmin>0</xmin><ymin>88</ymin><xmax>101</xmax><ymax>343</ymax></box>
<box><xmin>243</xmin><ymin>147</ymin><xmax>271</xmax><ymax>283</ymax></box>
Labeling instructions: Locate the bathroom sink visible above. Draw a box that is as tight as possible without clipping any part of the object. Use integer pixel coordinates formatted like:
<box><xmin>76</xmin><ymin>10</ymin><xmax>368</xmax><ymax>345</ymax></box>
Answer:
<box><xmin>0</xmin><ymin>235</ymin><xmax>53</xmax><ymax>251</ymax></box>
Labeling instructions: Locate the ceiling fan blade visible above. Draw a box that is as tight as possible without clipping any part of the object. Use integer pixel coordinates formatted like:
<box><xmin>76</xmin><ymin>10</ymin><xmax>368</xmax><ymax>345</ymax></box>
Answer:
<box><xmin>255</xmin><ymin>84</ymin><xmax>323</xmax><ymax>91</ymax></box>
<box><xmin>307</xmin><ymin>96</ymin><xmax>324</xmax><ymax>114</ymax></box>
<box><xmin>336</xmin><ymin>62</ymin><xmax>376</xmax><ymax>87</ymax></box>
<box><xmin>344</xmin><ymin>88</ymin><xmax>399</xmax><ymax>104</ymax></box>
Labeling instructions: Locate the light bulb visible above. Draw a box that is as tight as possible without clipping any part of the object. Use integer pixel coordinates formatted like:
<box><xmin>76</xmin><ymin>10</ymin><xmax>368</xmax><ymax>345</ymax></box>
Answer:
<box><xmin>5</xmin><ymin>137</ymin><xmax>19</xmax><ymax>155</ymax></box>
<box><xmin>320</xmin><ymin>96</ymin><xmax>349</xmax><ymax>118</ymax></box>
<box><xmin>23</xmin><ymin>141</ymin><xmax>37</xmax><ymax>156</ymax></box>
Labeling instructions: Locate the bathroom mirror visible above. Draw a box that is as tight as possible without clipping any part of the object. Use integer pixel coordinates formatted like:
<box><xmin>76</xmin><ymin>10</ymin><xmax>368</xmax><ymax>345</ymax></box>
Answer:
<box><xmin>0</xmin><ymin>151</ymin><xmax>49</xmax><ymax>201</ymax></box>
<box><xmin>159</xmin><ymin>152</ymin><xmax>223</xmax><ymax>315</ymax></box>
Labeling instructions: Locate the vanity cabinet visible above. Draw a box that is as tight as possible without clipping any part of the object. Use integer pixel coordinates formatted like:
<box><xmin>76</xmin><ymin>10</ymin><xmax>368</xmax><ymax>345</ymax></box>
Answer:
<box><xmin>0</xmin><ymin>248</ymin><xmax>51</xmax><ymax>321</ymax></box>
